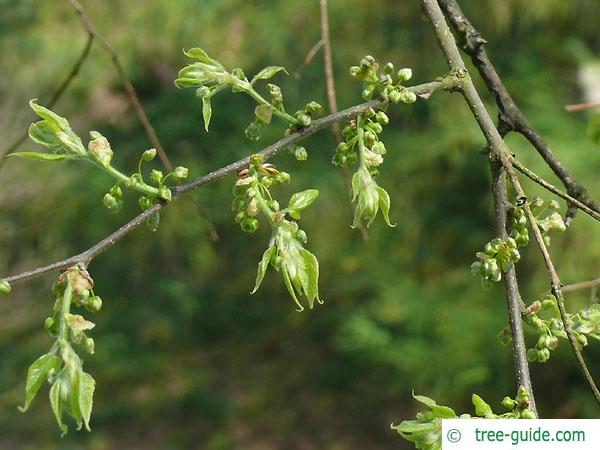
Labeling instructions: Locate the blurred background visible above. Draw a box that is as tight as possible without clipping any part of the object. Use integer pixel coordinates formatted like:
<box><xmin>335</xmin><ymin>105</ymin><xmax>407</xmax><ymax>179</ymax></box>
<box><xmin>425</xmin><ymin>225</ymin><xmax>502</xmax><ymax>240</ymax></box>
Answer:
<box><xmin>1</xmin><ymin>0</ymin><xmax>599</xmax><ymax>448</ymax></box>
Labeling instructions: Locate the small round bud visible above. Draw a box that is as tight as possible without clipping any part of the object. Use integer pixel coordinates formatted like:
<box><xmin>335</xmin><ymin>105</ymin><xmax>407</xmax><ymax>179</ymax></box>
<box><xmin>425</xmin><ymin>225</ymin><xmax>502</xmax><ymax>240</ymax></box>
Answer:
<box><xmin>235</xmin><ymin>211</ymin><xmax>248</xmax><ymax>224</ymax></box>
<box><xmin>521</xmin><ymin>409</ymin><xmax>536</xmax><ymax>419</ymax></box>
<box><xmin>241</xmin><ymin>218</ymin><xmax>259</xmax><ymax>233</ymax></box>
<box><xmin>548</xmin><ymin>199</ymin><xmax>560</xmax><ymax>210</ymax></box>
<box><xmin>375</xmin><ymin>111</ymin><xmax>389</xmax><ymax>125</ymax></box>
<box><xmin>389</xmin><ymin>89</ymin><xmax>402</xmax><ymax>104</ymax></box>
<box><xmin>103</xmin><ymin>193</ymin><xmax>118</xmax><ymax>211</ymax></box>
<box><xmin>44</xmin><ymin>316</ymin><xmax>57</xmax><ymax>336</ymax></box>
<box><xmin>295</xmin><ymin>113</ymin><xmax>311</xmax><ymax>127</ymax></box>
<box><xmin>546</xmin><ymin>336</ymin><xmax>559</xmax><ymax>350</ymax></box>
<box><xmin>139</xmin><ymin>196</ymin><xmax>153</xmax><ymax>211</ymax></box>
<box><xmin>83</xmin><ymin>336</ymin><xmax>95</xmax><ymax>354</ymax></box>
<box><xmin>267</xmin><ymin>199</ymin><xmax>280</xmax><ymax>211</ymax></box>
<box><xmin>304</xmin><ymin>101</ymin><xmax>321</xmax><ymax>113</ymax></box>
<box><xmin>86</xmin><ymin>296</ymin><xmax>103</xmax><ymax>313</ymax></box>
<box><xmin>173</xmin><ymin>166</ymin><xmax>189</xmax><ymax>180</ymax></box>
<box><xmin>0</xmin><ymin>279</ymin><xmax>11</xmax><ymax>296</ymax></box>
<box><xmin>349</xmin><ymin>66</ymin><xmax>360</xmax><ymax>78</ymax></box>
<box><xmin>397</xmin><ymin>68</ymin><xmax>413</xmax><ymax>82</ymax></box>
<box><xmin>232</xmin><ymin>197</ymin><xmax>246</xmax><ymax>211</ymax></box>
<box><xmin>151</xmin><ymin>169</ymin><xmax>163</xmax><ymax>185</ymax></box>
<box><xmin>577</xmin><ymin>334</ymin><xmax>588</xmax><ymax>347</ymax></box>
<box><xmin>399</xmin><ymin>89</ymin><xmax>417</xmax><ymax>104</ymax></box>
<box><xmin>276</xmin><ymin>172</ymin><xmax>290</xmax><ymax>184</ymax></box>
<box><xmin>501</xmin><ymin>396</ymin><xmax>516</xmax><ymax>410</ymax></box>
<box><xmin>383</xmin><ymin>62</ymin><xmax>394</xmax><ymax>75</ymax></box>
<box><xmin>158</xmin><ymin>186</ymin><xmax>173</xmax><ymax>202</ymax></box>
<box><xmin>294</xmin><ymin>146</ymin><xmax>308</xmax><ymax>161</ymax></box>
<box><xmin>110</xmin><ymin>185</ymin><xmax>123</xmax><ymax>199</ymax></box>
<box><xmin>142</xmin><ymin>148</ymin><xmax>157</xmax><ymax>161</ymax></box>
<box><xmin>295</xmin><ymin>229</ymin><xmax>307</xmax><ymax>243</ymax></box>
<box><xmin>88</xmin><ymin>131</ymin><xmax>113</xmax><ymax>167</ymax></box>
<box><xmin>195</xmin><ymin>86</ymin><xmax>211</xmax><ymax>98</ymax></box>
<box><xmin>537</xmin><ymin>348</ymin><xmax>550</xmax><ymax>362</ymax></box>
<box><xmin>526</xmin><ymin>348</ymin><xmax>539</xmax><ymax>362</ymax></box>
<box><xmin>529</xmin><ymin>197</ymin><xmax>544</xmax><ymax>209</ymax></box>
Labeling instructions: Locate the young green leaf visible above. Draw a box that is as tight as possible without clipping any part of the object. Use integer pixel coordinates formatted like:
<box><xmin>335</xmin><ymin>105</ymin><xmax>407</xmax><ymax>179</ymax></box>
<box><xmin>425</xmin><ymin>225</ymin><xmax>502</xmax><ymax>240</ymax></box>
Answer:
<box><xmin>472</xmin><ymin>394</ymin><xmax>494</xmax><ymax>417</ymax></box>
<box><xmin>251</xmin><ymin>245</ymin><xmax>276</xmax><ymax>294</ymax></box>
<box><xmin>6</xmin><ymin>152</ymin><xmax>74</xmax><ymax>162</ymax></box>
<box><xmin>251</xmin><ymin>66</ymin><xmax>288</xmax><ymax>85</ymax></box>
<box><xmin>78</xmin><ymin>370</ymin><xmax>95</xmax><ymax>432</ymax></box>
<box><xmin>376</xmin><ymin>186</ymin><xmax>396</xmax><ymax>227</ymax></box>
<box><xmin>300</xmin><ymin>249</ymin><xmax>320</xmax><ymax>308</ymax></box>
<box><xmin>183</xmin><ymin>48</ymin><xmax>222</xmax><ymax>68</ymax></box>
<box><xmin>49</xmin><ymin>380</ymin><xmax>68</xmax><ymax>437</ymax></box>
<box><xmin>19</xmin><ymin>353</ymin><xmax>61</xmax><ymax>412</ymax></box>
<box><xmin>202</xmin><ymin>97</ymin><xmax>212</xmax><ymax>131</ymax></box>
<box><xmin>287</xmin><ymin>189</ymin><xmax>319</xmax><ymax>218</ymax></box>
<box><xmin>30</xmin><ymin>99</ymin><xmax>70</xmax><ymax>130</ymax></box>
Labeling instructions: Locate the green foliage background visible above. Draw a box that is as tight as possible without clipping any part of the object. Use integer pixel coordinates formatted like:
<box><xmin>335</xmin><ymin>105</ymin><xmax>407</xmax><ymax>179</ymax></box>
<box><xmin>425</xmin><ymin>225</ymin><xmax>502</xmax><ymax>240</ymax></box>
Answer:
<box><xmin>1</xmin><ymin>0</ymin><xmax>599</xmax><ymax>448</ymax></box>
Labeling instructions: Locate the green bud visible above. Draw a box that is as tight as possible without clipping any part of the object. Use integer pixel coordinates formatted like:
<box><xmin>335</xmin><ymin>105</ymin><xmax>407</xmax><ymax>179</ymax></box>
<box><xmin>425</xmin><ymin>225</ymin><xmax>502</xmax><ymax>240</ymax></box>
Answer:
<box><xmin>375</xmin><ymin>111</ymin><xmax>389</xmax><ymax>125</ymax></box>
<box><xmin>151</xmin><ymin>169</ymin><xmax>163</xmax><ymax>185</ymax></box>
<box><xmin>304</xmin><ymin>101</ymin><xmax>321</xmax><ymax>113</ymax></box>
<box><xmin>577</xmin><ymin>334</ymin><xmax>588</xmax><ymax>347</ymax></box>
<box><xmin>241</xmin><ymin>217</ymin><xmax>259</xmax><ymax>233</ymax></box>
<box><xmin>276</xmin><ymin>172</ymin><xmax>291</xmax><ymax>184</ymax></box>
<box><xmin>349</xmin><ymin>66</ymin><xmax>360</xmax><ymax>78</ymax></box>
<box><xmin>86</xmin><ymin>296</ymin><xmax>102</xmax><ymax>313</ymax></box>
<box><xmin>521</xmin><ymin>409</ymin><xmax>536</xmax><ymax>419</ymax></box>
<box><xmin>526</xmin><ymin>348</ymin><xmax>539</xmax><ymax>362</ymax></box>
<box><xmin>0</xmin><ymin>279</ymin><xmax>11</xmax><ymax>296</ymax></box>
<box><xmin>44</xmin><ymin>316</ymin><xmax>57</xmax><ymax>334</ymax></box>
<box><xmin>546</xmin><ymin>335</ymin><xmax>559</xmax><ymax>350</ymax></box>
<box><xmin>88</xmin><ymin>131</ymin><xmax>113</xmax><ymax>167</ymax></box>
<box><xmin>397</xmin><ymin>68</ymin><xmax>413</xmax><ymax>82</ymax></box>
<box><xmin>362</xmin><ymin>85</ymin><xmax>375</xmax><ymax>100</ymax></box>
<box><xmin>548</xmin><ymin>199</ymin><xmax>560</xmax><ymax>210</ymax></box>
<box><xmin>232</xmin><ymin>197</ymin><xmax>246</xmax><ymax>211</ymax></box>
<box><xmin>501</xmin><ymin>396</ymin><xmax>516</xmax><ymax>409</ymax></box>
<box><xmin>383</xmin><ymin>62</ymin><xmax>394</xmax><ymax>74</ymax></box>
<box><xmin>235</xmin><ymin>211</ymin><xmax>248</xmax><ymax>224</ymax></box>
<box><xmin>147</xmin><ymin>211</ymin><xmax>160</xmax><ymax>232</ymax></box>
<box><xmin>142</xmin><ymin>148</ymin><xmax>157</xmax><ymax>161</ymax></box>
<box><xmin>173</xmin><ymin>166</ymin><xmax>189</xmax><ymax>180</ymax></box>
<box><xmin>245</xmin><ymin>122</ymin><xmax>262</xmax><ymax>141</ymax></box>
<box><xmin>542</xmin><ymin>297</ymin><xmax>556</xmax><ymax>309</ymax></box>
<box><xmin>530</xmin><ymin>197</ymin><xmax>543</xmax><ymax>209</ymax></box>
<box><xmin>267</xmin><ymin>199</ymin><xmax>280</xmax><ymax>211</ymax></box>
<box><xmin>295</xmin><ymin>113</ymin><xmax>311</xmax><ymax>127</ymax></box>
<box><xmin>83</xmin><ymin>336</ymin><xmax>95</xmax><ymax>354</ymax></box>
<box><xmin>109</xmin><ymin>185</ymin><xmax>122</xmax><ymax>200</ymax></box>
<box><xmin>531</xmin><ymin>317</ymin><xmax>544</xmax><ymax>329</ymax></box>
<box><xmin>139</xmin><ymin>196</ymin><xmax>152</xmax><ymax>211</ymax></box>
<box><xmin>195</xmin><ymin>86</ymin><xmax>211</xmax><ymax>98</ymax></box>
<box><xmin>295</xmin><ymin>229</ymin><xmax>307</xmax><ymax>243</ymax></box>
<box><xmin>399</xmin><ymin>89</ymin><xmax>417</xmax><ymax>104</ymax></box>
<box><xmin>538</xmin><ymin>348</ymin><xmax>550</xmax><ymax>362</ymax></box>
<box><xmin>294</xmin><ymin>146</ymin><xmax>308</xmax><ymax>161</ymax></box>
<box><xmin>158</xmin><ymin>186</ymin><xmax>173</xmax><ymax>202</ymax></box>
<box><xmin>103</xmin><ymin>193</ymin><xmax>118</xmax><ymax>211</ymax></box>
<box><xmin>389</xmin><ymin>88</ymin><xmax>402</xmax><ymax>104</ymax></box>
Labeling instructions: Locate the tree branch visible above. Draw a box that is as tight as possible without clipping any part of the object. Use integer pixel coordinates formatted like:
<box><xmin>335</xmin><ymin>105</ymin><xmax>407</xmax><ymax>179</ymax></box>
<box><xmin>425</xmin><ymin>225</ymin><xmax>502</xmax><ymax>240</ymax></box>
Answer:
<box><xmin>438</xmin><ymin>0</ymin><xmax>600</xmax><ymax>222</ymax></box>
<box><xmin>563</xmin><ymin>277</ymin><xmax>600</xmax><ymax>293</ymax></box>
<box><xmin>511</xmin><ymin>158</ymin><xmax>600</xmax><ymax>223</ymax></box>
<box><xmin>421</xmin><ymin>0</ymin><xmax>537</xmax><ymax>414</ymax></box>
<box><xmin>2</xmin><ymin>79</ymin><xmax>449</xmax><ymax>285</ymax></box>
<box><xmin>506</xmin><ymin>169</ymin><xmax>600</xmax><ymax>406</ymax></box>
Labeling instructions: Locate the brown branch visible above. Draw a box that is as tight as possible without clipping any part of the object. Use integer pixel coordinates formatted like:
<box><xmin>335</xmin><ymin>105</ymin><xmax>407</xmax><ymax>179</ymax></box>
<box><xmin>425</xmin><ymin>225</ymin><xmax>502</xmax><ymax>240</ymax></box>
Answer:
<box><xmin>565</xmin><ymin>102</ymin><xmax>600</xmax><ymax>113</ymax></box>
<box><xmin>511</xmin><ymin>158</ymin><xmax>600</xmax><ymax>223</ymax></box>
<box><xmin>563</xmin><ymin>277</ymin><xmax>600</xmax><ymax>293</ymax></box>
<box><xmin>0</xmin><ymin>34</ymin><xmax>94</xmax><ymax>167</ymax></box>
<box><xmin>506</xmin><ymin>169</ymin><xmax>600</xmax><ymax>406</ymax></box>
<box><xmin>2</xmin><ymin>79</ymin><xmax>449</xmax><ymax>285</ymax></box>
<box><xmin>438</xmin><ymin>0</ymin><xmax>600</xmax><ymax>222</ymax></box>
<box><xmin>67</xmin><ymin>0</ymin><xmax>219</xmax><ymax>241</ymax></box>
<box><xmin>67</xmin><ymin>0</ymin><xmax>171</xmax><ymax>171</ymax></box>
<box><xmin>422</xmin><ymin>0</ymin><xmax>538</xmax><ymax>413</ymax></box>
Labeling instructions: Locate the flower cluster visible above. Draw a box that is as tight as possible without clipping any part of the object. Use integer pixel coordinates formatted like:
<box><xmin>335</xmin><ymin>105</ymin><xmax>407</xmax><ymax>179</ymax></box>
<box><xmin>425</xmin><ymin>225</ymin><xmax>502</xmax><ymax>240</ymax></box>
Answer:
<box><xmin>349</xmin><ymin>55</ymin><xmax>417</xmax><ymax>104</ymax></box>
<box><xmin>20</xmin><ymin>266</ymin><xmax>101</xmax><ymax>436</ymax></box>
<box><xmin>391</xmin><ymin>388</ymin><xmax>535</xmax><ymax>449</ymax></box>
<box><xmin>175</xmin><ymin>47</ymin><xmax>321</xmax><ymax>149</ymax></box>
<box><xmin>14</xmin><ymin>102</ymin><xmax>188</xmax><ymax>232</ymax></box>
<box><xmin>519</xmin><ymin>295</ymin><xmax>600</xmax><ymax>363</ymax></box>
<box><xmin>471</xmin><ymin>238</ymin><xmax>521</xmax><ymax>289</ymax></box>
<box><xmin>509</xmin><ymin>198</ymin><xmax>566</xmax><ymax>248</ymax></box>
<box><xmin>233</xmin><ymin>155</ymin><xmax>321</xmax><ymax>311</ymax></box>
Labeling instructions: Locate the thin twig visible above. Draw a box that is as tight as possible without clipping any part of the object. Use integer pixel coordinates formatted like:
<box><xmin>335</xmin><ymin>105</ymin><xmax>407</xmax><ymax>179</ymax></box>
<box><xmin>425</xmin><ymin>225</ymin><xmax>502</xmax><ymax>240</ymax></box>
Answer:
<box><xmin>66</xmin><ymin>0</ymin><xmax>219</xmax><ymax>241</ymax></box>
<box><xmin>563</xmin><ymin>277</ymin><xmax>600</xmax><ymax>293</ymax></box>
<box><xmin>294</xmin><ymin>39</ymin><xmax>324</xmax><ymax>75</ymax></box>
<box><xmin>0</xmin><ymin>34</ymin><xmax>94</xmax><ymax>168</ymax></box>
<box><xmin>511</xmin><ymin>158</ymin><xmax>600</xmax><ymax>223</ymax></box>
<box><xmin>438</xmin><ymin>0</ymin><xmax>600</xmax><ymax>222</ymax></box>
<box><xmin>67</xmin><ymin>0</ymin><xmax>171</xmax><ymax>171</ymax></box>
<box><xmin>565</xmin><ymin>102</ymin><xmax>600</xmax><ymax>113</ymax></box>
<box><xmin>421</xmin><ymin>0</ymin><xmax>537</xmax><ymax>413</ymax></box>
<box><xmin>506</xmin><ymin>169</ymin><xmax>600</xmax><ymax>406</ymax></box>
<box><xmin>2</xmin><ymin>79</ymin><xmax>449</xmax><ymax>285</ymax></box>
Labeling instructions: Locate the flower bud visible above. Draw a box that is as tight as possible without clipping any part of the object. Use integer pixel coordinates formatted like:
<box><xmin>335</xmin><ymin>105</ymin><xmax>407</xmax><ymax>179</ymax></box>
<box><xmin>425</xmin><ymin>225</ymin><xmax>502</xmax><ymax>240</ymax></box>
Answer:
<box><xmin>83</xmin><ymin>336</ymin><xmax>95</xmax><ymax>354</ymax></box>
<box><xmin>304</xmin><ymin>101</ymin><xmax>321</xmax><ymax>113</ymax></box>
<box><xmin>88</xmin><ymin>131</ymin><xmax>113</xmax><ymax>167</ymax></box>
<box><xmin>246</xmin><ymin>198</ymin><xmax>259</xmax><ymax>216</ymax></box>
<box><xmin>371</xmin><ymin>141</ymin><xmax>387</xmax><ymax>155</ymax></box>
<box><xmin>399</xmin><ymin>89</ymin><xmax>417</xmax><ymax>104</ymax></box>
<box><xmin>397</xmin><ymin>68</ymin><xmax>413</xmax><ymax>82</ymax></box>
<box><xmin>362</xmin><ymin>85</ymin><xmax>375</xmax><ymax>100</ymax></box>
<box><xmin>295</xmin><ymin>229</ymin><xmax>307</xmax><ymax>243</ymax></box>
<box><xmin>86</xmin><ymin>296</ymin><xmax>103</xmax><ymax>313</ymax></box>
<box><xmin>241</xmin><ymin>217</ymin><xmax>259</xmax><ymax>233</ymax></box>
<box><xmin>151</xmin><ymin>169</ymin><xmax>163</xmax><ymax>185</ymax></box>
<box><xmin>530</xmin><ymin>197</ymin><xmax>543</xmax><ymax>209</ymax></box>
<box><xmin>295</xmin><ymin>113</ymin><xmax>311</xmax><ymax>127</ymax></box>
<box><xmin>537</xmin><ymin>348</ymin><xmax>550</xmax><ymax>362</ymax></box>
<box><xmin>158</xmin><ymin>186</ymin><xmax>173</xmax><ymax>201</ymax></box>
<box><xmin>389</xmin><ymin>89</ymin><xmax>402</xmax><ymax>103</ymax></box>
<box><xmin>245</xmin><ymin>122</ymin><xmax>262</xmax><ymax>141</ymax></box>
<box><xmin>548</xmin><ymin>199</ymin><xmax>560</xmax><ymax>210</ymax></box>
<box><xmin>142</xmin><ymin>148</ymin><xmax>157</xmax><ymax>161</ymax></box>
<box><xmin>501</xmin><ymin>396</ymin><xmax>516</xmax><ymax>409</ymax></box>
<box><xmin>173</xmin><ymin>166</ymin><xmax>189</xmax><ymax>180</ymax></box>
<box><xmin>526</xmin><ymin>348</ymin><xmax>539</xmax><ymax>362</ymax></box>
<box><xmin>147</xmin><ymin>211</ymin><xmax>160</xmax><ymax>232</ymax></box>
<box><xmin>546</xmin><ymin>335</ymin><xmax>559</xmax><ymax>350</ymax></box>
<box><xmin>139</xmin><ymin>196</ymin><xmax>152</xmax><ymax>210</ymax></box>
<box><xmin>349</xmin><ymin>66</ymin><xmax>360</xmax><ymax>78</ymax></box>
<box><xmin>103</xmin><ymin>193</ymin><xmax>118</xmax><ymax>211</ymax></box>
<box><xmin>577</xmin><ymin>334</ymin><xmax>588</xmax><ymax>347</ymax></box>
<box><xmin>235</xmin><ymin>211</ymin><xmax>247</xmax><ymax>224</ymax></box>
<box><xmin>383</xmin><ymin>62</ymin><xmax>394</xmax><ymax>74</ymax></box>
<box><xmin>276</xmin><ymin>172</ymin><xmax>290</xmax><ymax>184</ymax></box>
<box><xmin>195</xmin><ymin>86</ymin><xmax>211</xmax><ymax>98</ymax></box>
<box><xmin>0</xmin><ymin>279</ymin><xmax>11</xmax><ymax>296</ymax></box>
<box><xmin>294</xmin><ymin>146</ymin><xmax>308</xmax><ymax>161</ymax></box>
<box><xmin>375</xmin><ymin>111</ymin><xmax>389</xmax><ymax>125</ymax></box>
<box><xmin>521</xmin><ymin>409</ymin><xmax>536</xmax><ymax>419</ymax></box>
<box><xmin>363</xmin><ymin>149</ymin><xmax>384</xmax><ymax>168</ymax></box>
<box><xmin>44</xmin><ymin>316</ymin><xmax>57</xmax><ymax>335</ymax></box>
<box><xmin>531</xmin><ymin>317</ymin><xmax>544</xmax><ymax>329</ymax></box>
<box><xmin>267</xmin><ymin>199</ymin><xmax>280</xmax><ymax>211</ymax></box>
